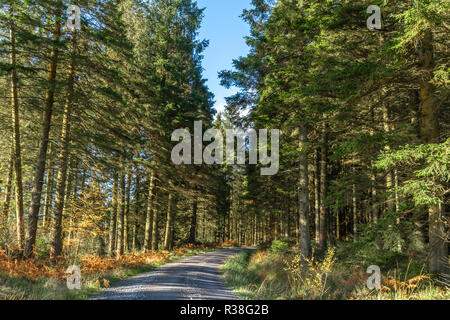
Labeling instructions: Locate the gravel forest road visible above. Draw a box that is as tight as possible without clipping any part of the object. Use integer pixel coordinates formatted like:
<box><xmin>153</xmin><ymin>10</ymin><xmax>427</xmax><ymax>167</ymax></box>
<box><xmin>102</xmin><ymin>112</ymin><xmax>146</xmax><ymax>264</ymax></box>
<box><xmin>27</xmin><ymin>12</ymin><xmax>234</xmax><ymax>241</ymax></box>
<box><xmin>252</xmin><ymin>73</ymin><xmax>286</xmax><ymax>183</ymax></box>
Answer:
<box><xmin>91</xmin><ymin>248</ymin><xmax>254</xmax><ymax>300</ymax></box>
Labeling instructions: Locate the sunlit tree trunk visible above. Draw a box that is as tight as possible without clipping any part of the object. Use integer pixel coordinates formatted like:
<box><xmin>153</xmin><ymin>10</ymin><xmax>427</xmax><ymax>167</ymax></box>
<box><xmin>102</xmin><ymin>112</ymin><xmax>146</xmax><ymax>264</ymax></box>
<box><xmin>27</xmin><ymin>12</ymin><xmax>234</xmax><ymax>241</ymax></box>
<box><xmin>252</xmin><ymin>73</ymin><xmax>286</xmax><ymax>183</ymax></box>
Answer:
<box><xmin>319</xmin><ymin>123</ymin><xmax>327</xmax><ymax>251</ymax></box>
<box><xmin>298</xmin><ymin>123</ymin><xmax>311</xmax><ymax>260</ymax></box>
<box><xmin>163</xmin><ymin>193</ymin><xmax>175</xmax><ymax>250</ymax></box>
<box><xmin>124</xmin><ymin>172</ymin><xmax>131</xmax><ymax>252</ymax></box>
<box><xmin>51</xmin><ymin>32</ymin><xmax>77</xmax><ymax>261</ymax></box>
<box><xmin>352</xmin><ymin>162</ymin><xmax>358</xmax><ymax>241</ymax></box>
<box><xmin>383</xmin><ymin>102</ymin><xmax>395</xmax><ymax>213</ymax></box>
<box><xmin>314</xmin><ymin>148</ymin><xmax>320</xmax><ymax>244</ymax></box>
<box><xmin>144</xmin><ymin>169</ymin><xmax>155</xmax><ymax>250</ymax></box>
<box><xmin>108</xmin><ymin>173</ymin><xmax>118</xmax><ymax>257</ymax></box>
<box><xmin>116</xmin><ymin>167</ymin><xmax>125</xmax><ymax>257</ymax></box>
<box><xmin>9</xmin><ymin>2</ymin><xmax>25</xmax><ymax>251</ymax></box>
<box><xmin>43</xmin><ymin>143</ymin><xmax>55</xmax><ymax>228</ymax></box>
<box><xmin>417</xmin><ymin>30</ymin><xmax>448</xmax><ymax>276</ymax></box>
<box><xmin>370</xmin><ymin>109</ymin><xmax>379</xmax><ymax>224</ymax></box>
<box><xmin>188</xmin><ymin>198</ymin><xmax>198</xmax><ymax>244</ymax></box>
<box><xmin>25</xmin><ymin>3</ymin><xmax>62</xmax><ymax>259</ymax></box>
<box><xmin>2</xmin><ymin>144</ymin><xmax>14</xmax><ymax>224</ymax></box>
<box><xmin>133</xmin><ymin>166</ymin><xmax>140</xmax><ymax>252</ymax></box>
<box><xmin>151</xmin><ymin>197</ymin><xmax>159</xmax><ymax>251</ymax></box>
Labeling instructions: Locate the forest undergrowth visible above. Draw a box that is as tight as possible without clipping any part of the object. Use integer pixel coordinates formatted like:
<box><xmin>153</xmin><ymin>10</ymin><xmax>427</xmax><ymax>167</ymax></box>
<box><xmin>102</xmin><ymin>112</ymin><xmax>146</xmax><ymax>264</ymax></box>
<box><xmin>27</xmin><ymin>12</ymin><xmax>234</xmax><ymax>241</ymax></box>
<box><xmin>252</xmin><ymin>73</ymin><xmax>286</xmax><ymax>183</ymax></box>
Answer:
<box><xmin>0</xmin><ymin>241</ymin><xmax>237</xmax><ymax>300</ymax></box>
<box><xmin>222</xmin><ymin>238</ymin><xmax>449</xmax><ymax>300</ymax></box>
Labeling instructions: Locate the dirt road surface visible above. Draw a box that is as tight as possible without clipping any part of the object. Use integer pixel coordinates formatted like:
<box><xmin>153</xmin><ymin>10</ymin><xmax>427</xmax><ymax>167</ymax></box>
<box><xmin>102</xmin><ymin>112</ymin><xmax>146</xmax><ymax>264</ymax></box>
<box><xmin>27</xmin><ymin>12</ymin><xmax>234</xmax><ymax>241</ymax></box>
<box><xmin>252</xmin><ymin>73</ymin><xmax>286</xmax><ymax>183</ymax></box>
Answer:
<box><xmin>91</xmin><ymin>248</ymin><xmax>253</xmax><ymax>300</ymax></box>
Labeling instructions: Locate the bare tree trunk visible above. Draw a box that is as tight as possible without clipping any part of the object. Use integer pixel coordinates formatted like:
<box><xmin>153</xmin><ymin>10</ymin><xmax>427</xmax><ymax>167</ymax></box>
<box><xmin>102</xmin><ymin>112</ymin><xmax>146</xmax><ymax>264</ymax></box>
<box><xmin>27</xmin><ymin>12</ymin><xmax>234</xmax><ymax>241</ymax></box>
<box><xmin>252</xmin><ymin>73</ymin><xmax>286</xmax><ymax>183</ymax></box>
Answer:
<box><xmin>63</xmin><ymin>165</ymin><xmax>74</xmax><ymax>241</ymax></box>
<box><xmin>116</xmin><ymin>167</ymin><xmax>125</xmax><ymax>257</ymax></box>
<box><xmin>144</xmin><ymin>169</ymin><xmax>155</xmax><ymax>250</ymax></box>
<box><xmin>108</xmin><ymin>173</ymin><xmax>118</xmax><ymax>257</ymax></box>
<box><xmin>2</xmin><ymin>143</ymin><xmax>14</xmax><ymax>223</ymax></box>
<box><xmin>314</xmin><ymin>148</ymin><xmax>320</xmax><ymax>244</ymax></box>
<box><xmin>24</xmin><ymin>3</ymin><xmax>62</xmax><ymax>259</ymax></box>
<box><xmin>67</xmin><ymin>160</ymin><xmax>79</xmax><ymax>242</ymax></box>
<box><xmin>335</xmin><ymin>200</ymin><xmax>340</xmax><ymax>241</ymax></box>
<box><xmin>163</xmin><ymin>193</ymin><xmax>175</xmax><ymax>250</ymax></box>
<box><xmin>298</xmin><ymin>123</ymin><xmax>311</xmax><ymax>260</ymax></box>
<box><xmin>124</xmin><ymin>171</ymin><xmax>131</xmax><ymax>252</ymax></box>
<box><xmin>133</xmin><ymin>166</ymin><xmax>140</xmax><ymax>252</ymax></box>
<box><xmin>9</xmin><ymin>2</ymin><xmax>25</xmax><ymax>251</ymax></box>
<box><xmin>188</xmin><ymin>198</ymin><xmax>198</xmax><ymax>244</ymax></box>
<box><xmin>319</xmin><ymin>123</ymin><xmax>327</xmax><ymax>251</ymax></box>
<box><xmin>370</xmin><ymin>108</ymin><xmax>379</xmax><ymax>224</ymax></box>
<box><xmin>382</xmin><ymin>103</ymin><xmax>395</xmax><ymax>213</ymax></box>
<box><xmin>43</xmin><ymin>143</ymin><xmax>55</xmax><ymax>228</ymax></box>
<box><xmin>50</xmin><ymin>32</ymin><xmax>77</xmax><ymax>261</ymax></box>
<box><xmin>151</xmin><ymin>201</ymin><xmax>159</xmax><ymax>251</ymax></box>
<box><xmin>352</xmin><ymin>163</ymin><xmax>358</xmax><ymax>241</ymax></box>
<box><xmin>417</xmin><ymin>30</ymin><xmax>448</xmax><ymax>276</ymax></box>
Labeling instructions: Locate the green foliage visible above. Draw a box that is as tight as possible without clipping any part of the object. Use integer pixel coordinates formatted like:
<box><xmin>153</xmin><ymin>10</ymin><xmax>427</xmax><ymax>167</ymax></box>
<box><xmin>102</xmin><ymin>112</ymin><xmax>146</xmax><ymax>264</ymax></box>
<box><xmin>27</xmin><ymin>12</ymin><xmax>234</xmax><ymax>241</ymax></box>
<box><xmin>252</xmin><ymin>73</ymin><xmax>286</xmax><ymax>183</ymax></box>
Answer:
<box><xmin>269</xmin><ymin>239</ymin><xmax>292</xmax><ymax>254</ymax></box>
<box><xmin>375</xmin><ymin>139</ymin><xmax>450</xmax><ymax>206</ymax></box>
<box><xmin>335</xmin><ymin>212</ymin><xmax>427</xmax><ymax>276</ymax></box>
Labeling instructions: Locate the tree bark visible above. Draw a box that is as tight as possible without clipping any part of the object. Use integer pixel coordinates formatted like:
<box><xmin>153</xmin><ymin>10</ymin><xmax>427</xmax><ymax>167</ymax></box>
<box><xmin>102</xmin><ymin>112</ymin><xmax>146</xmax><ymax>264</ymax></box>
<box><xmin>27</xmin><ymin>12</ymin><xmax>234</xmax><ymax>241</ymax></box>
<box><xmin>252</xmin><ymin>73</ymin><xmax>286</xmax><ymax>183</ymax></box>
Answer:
<box><xmin>352</xmin><ymin>163</ymin><xmax>358</xmax><ymax>241</ymax></box>
<box><xmin>314</xmin><ymin>148</ymin><xmax>320</xmax><ymax>244</ymax></box>
<box><xmin>116</xmin><ymin>167</ymin><xmax>125</xmax><ymax>257</ymax></box>
<box><xmin>108</xmin><ymin>173</ymin><xmax>118</xmax><ymax>257</ymax></box>
<box><xmin>9</xmin><ymin>2</ymin><xmax>25</xmax><ymax>251</ymax></box>
<box><xmin>319</xmin><ymin>123</ymin><xmax>327</xmax><ymax>251</ymax></box>
<box><xmin>298</xmin><ymin>123</ymin><xmax>311</xmax><ymax>260</ymax></box>
<box><xmin>24</xmin><ymin>3</ymin><xmax>62</xmax><ymax>258</ymax></box>
<box><xmin>382</xmin><ymin>103</ymin><xmax>395</xmax><ymax>213</ymax></box>
<box><xmin>43</xmin><ymin>143</ymin><xmax>55</xmax><ymax>228</ymax></box>
<box><xmin>2</xmin><ymin>143</ymin><xmax>14</xmax><ymax>224</ymax></box>
<box><xmin>144</xmin><ymin>169</ymin><xmax>155</xmax><ymax>250</ymax></box>
<box><xmin>124</xmin><ymin>171</ymin><xmax>131</xmax><ymax>252</ymax></box>
<box><xmin>133</xmin><ymin>166</ymin><xmax>140</xmax><ymax>251</ymax></box>
<box><xmin>163</xmin><ymin>193</ymin><xmax>175</xmax><ymax>250</ymax></box>
<box><xmin>151</xmin><ymin>200</ymin><xmax>159</xmax><ymax>251</ymax></box>
<box><xmin>50</xmin><ymin>32</ymin><xmax>77</xmax><ymax>261</ymax></box>
<box><xmin>188</xmin><ymin>198</ymin><xmax>198</xmax><ymax>244</ymax></box>
<box><xmin>417</xmin><ymin>30</ymin><xmax>448</xmax><ymax>276</ymax></box>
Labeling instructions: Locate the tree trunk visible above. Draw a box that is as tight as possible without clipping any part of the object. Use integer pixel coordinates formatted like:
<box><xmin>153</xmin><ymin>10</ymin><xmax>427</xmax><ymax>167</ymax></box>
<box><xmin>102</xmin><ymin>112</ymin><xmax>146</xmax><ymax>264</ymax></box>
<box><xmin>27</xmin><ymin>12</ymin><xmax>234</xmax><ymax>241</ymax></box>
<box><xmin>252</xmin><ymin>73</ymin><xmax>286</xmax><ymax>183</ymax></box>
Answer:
<box><xmin>417</xmin><ymin>30</ymin><xmax>448</xmax><ymax>276</ymax></box>
<box><xmin>314</xmin><ymin>148</ymin><xmax>320</xmax><ymax>244</ymax></box>
<box><xmin>24</xmin><ymin>4</ymin><xmax>62</xmax><ymax>259</ymax></box>
<box><xmin>133</xmin><ymin>166</ymin><xmax>140</xmax><ymax>252</ymax></box>
<box><xmin>383</xmin><ymin>103</ymin><xmax>395</xmax><ymax>213</ymax></box>
<box><xmin>151</xmin><ymin>201</ymin><xmax>159</xmax><ymax>251</ymax></box>
<box><xmin>163</xmin><ymin>193</ymin><xmax>175</xmax><ymax>250</ymax></box>
<box><xmin>144</xmin><ymin>169</ymin><xmax>155</xmax><ymax>250</ymax></box>
<box><xmin>319</xmin><ymin>123</ymin><xmax>327</xmax><ymax>251</ymax></box>
<box><xmin>116</xmin><ymin>167</ymin><xmax>125</xmax><ymax>257</ymax></box>
<box><xmin>2</xmin><ymin>143</ymin><xmax>14</xmax><ymax>224</ymax></box>
<box><xmin>9</xmin><ymin>2</ymin><xmax>25</xmax><ymax>251</ymax></box>
<box><xmin>108</xmin><ymin>173</ymin><xmax>118</xmax><ymax>257</ymax></box>
<box><xmin>188</xmin><ymin>198</ymin><xmax>198</xmax><ymax>244</ymax></box>
<box><xmin>124</xmin><ymin>172</ymin><xmax>131</xmax><ymax>252</ymax></box>
<box><xmin>352</xmin><ymin>163</ymin><xmax>358</xmax><ymax>241</ymax></box>
<box><xmin>43</xmin><ymin>143</ymin><xmax>55</xmax><ymax>228</ymax></box>
<box><xmin>298</xmin><ymin>123</ymin><xmax>311</xmax><ymax>260</ymax></box>
<box><xmin>50</xmin><ymin>32</ymin><xmax>77</xmax><ymax>261</ymax></box>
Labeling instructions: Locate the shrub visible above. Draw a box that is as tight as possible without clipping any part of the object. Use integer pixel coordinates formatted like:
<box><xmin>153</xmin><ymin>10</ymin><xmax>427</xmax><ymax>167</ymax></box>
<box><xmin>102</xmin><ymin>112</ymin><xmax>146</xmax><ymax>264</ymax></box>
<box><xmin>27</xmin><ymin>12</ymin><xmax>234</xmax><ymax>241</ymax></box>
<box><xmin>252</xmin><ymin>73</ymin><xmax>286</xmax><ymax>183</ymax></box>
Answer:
<box><xmin>286</xmin><ymin>247</ymin><xmax>336</xmax><ymax>299</ymax></box>
<box><xmin>269</xmin><ymin>239</ymin><xmax>291</xmax><ymax>254</ymax></box>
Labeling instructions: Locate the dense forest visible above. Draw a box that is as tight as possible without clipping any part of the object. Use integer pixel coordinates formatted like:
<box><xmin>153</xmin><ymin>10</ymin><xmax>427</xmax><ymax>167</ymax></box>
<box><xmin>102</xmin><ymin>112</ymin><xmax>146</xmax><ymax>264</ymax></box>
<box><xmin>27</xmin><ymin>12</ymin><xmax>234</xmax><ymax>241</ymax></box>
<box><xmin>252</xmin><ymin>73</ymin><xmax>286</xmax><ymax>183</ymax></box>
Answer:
<box><xmin>0</xmin><ymin>0</ymin><xmax>448</xmax><ymax>300</ymax></box>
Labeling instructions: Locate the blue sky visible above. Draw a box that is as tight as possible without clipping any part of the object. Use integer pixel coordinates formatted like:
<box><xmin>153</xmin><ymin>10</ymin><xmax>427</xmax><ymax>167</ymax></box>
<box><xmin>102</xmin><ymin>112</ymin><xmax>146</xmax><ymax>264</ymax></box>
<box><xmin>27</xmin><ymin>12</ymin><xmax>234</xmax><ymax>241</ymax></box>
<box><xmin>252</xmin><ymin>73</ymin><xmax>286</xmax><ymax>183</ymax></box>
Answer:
<box><xmin>196</xmin><ymin>0</ymin><xmax>252</xmax><ymax>114</ymax></box>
